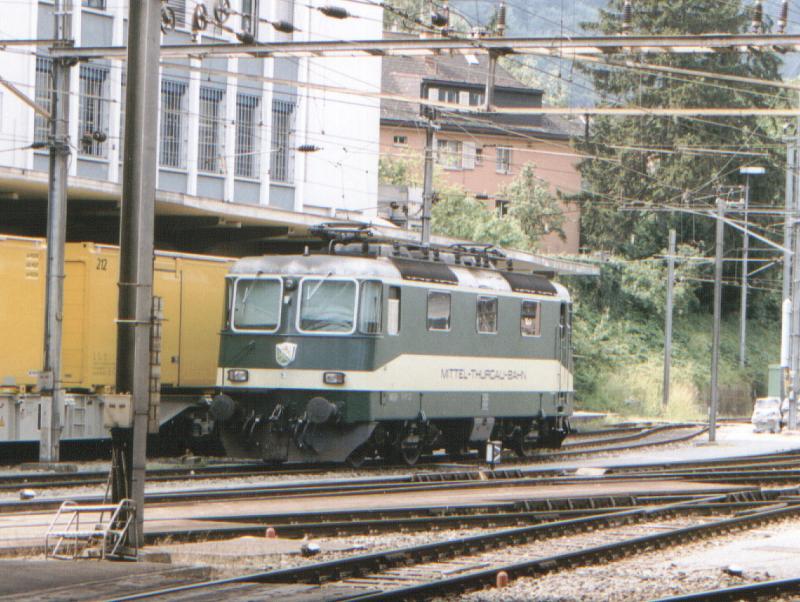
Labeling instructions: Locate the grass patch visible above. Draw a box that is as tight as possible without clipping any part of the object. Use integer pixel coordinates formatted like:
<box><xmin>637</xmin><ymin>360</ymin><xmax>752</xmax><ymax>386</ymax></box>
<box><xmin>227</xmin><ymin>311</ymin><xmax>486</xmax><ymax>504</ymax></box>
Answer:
<box><xmin>574</xmin><ymin>313</ymin><xmax>779</xmax><ymax>419</ymax></box>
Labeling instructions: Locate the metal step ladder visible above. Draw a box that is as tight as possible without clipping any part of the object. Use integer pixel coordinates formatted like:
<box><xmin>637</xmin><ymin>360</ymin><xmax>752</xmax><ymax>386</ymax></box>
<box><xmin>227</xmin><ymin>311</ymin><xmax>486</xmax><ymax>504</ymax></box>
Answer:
<box><xmin>45</xmin><ymin>499</ymin><xmax>136</xmax><ymax>560</ymax></box>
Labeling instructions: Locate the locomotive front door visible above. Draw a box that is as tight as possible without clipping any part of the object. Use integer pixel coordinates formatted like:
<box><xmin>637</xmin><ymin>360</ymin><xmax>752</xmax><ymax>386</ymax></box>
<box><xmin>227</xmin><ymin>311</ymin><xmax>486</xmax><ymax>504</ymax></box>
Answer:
<box><xmin>556</xmin><ymin>303</ymin><xmax>570</xmax><ymax>390</ymax></box>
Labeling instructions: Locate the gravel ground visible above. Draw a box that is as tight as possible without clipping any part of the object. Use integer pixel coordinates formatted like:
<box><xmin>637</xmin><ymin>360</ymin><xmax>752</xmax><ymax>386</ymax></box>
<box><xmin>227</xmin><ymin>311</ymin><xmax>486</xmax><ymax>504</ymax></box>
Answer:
<box><xmin>457</xmin><ymin>517</ymin><xmax>800</xmax><ymax>601</ymax></box>
<box><xmin>154</xmin><ymin>513</ymin><xmax>800</xmax><ymax>600</ymax></box>
<box><xmin>156</xmin><ymin>527</ymin><xmax>501</xmax><ymax>579</ymax></box>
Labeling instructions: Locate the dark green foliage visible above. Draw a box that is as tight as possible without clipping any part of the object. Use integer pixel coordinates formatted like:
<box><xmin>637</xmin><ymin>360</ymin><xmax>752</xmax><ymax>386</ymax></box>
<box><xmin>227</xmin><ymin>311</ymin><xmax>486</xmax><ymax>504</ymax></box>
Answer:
<box><xmin>564</xmin><ymin>256</ymin><xmax>779</xmax><ymax>416</ymax></box>
<box><xmin>572</xmin><ymin>0</ymin><xmax>787</xmax><ymax>259</ymax></box>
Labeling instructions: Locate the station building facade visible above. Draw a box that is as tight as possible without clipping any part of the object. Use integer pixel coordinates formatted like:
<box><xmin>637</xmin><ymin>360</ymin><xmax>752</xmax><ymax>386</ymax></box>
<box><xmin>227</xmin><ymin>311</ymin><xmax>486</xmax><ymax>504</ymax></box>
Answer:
<box><xmin>0</xmin><ymin>0</ymin><xmax>382</xmax><ymax>228</ymax></box>
<box><xmin>379</xmin><ymin>51</ymin><xmax>582</xmax><ymax>255</ymax></box>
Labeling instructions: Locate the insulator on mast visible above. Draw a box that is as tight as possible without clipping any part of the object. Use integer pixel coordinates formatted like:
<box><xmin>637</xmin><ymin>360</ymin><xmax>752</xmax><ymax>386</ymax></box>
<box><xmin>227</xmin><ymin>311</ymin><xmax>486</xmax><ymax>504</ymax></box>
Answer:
<box><xmin>622</xmin><ymin>0</ymin><xmax>632</xmax><ymax>33</ymax></box>
<box><xmin>497</xmin><ymin>2</ymin><xmax>507</xmax><ymax>37</ymax></box>
<box><xmin>778</xmin><ymin>0</ymin><xmax>789</xmax><ymax>34</ymax></box>
<box><xmin>751</xmin><ymin>0</ymin><xmax>763</xmax><ymax>33</ymax></box>
<box><xmin>431</xmin><ymin>0</ymin><xmax>449</xmax><ymax>28</ymax></box>
<box><xmin>271</xmin><ymin>20</ymin><xmax>297</xmax><ymax>34</ymax></box>
<box><xmin>319</xmin><ymin>6</ymin><xmax>351</xmax><ymax>19</ymax></box>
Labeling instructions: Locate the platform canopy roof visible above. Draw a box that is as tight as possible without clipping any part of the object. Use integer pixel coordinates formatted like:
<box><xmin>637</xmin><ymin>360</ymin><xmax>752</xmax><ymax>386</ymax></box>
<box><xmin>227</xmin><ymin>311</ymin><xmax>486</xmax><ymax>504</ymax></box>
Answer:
<box><xmin>0</xmin><ymin>166</ymin><xmax>598</xmax><ymax>276</ymax></box>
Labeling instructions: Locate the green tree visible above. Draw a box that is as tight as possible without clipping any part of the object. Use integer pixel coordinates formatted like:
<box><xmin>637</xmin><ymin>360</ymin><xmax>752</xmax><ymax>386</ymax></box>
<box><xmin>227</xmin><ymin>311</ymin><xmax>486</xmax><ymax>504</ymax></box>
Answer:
<box><xmin>431</xmin><ymin>185</ymin><xmax>528</xmax><ymax>249</ymax></box>
<box><xmin>382</xmin><ymin>157</ymin><xmax>567</xmax><ymax>251</ymax></box>
<box><xmin>379</xmin><ymin>155</ymin><xmax>422</xmax><ymax>187</ymax></box>
<box><xmin>572</xmin><ymin>0</ymin><xmax>786</xmax><ymax>259</ymax></box>
<box><xmin>383</xmin><ymin>0</ymin><xmax>425</xmax><ymax>32</ymax></box>
<box><xmin>501</xmin><ymin>163</ymin><xmax>565</xmax><ymax>243</ymax></box>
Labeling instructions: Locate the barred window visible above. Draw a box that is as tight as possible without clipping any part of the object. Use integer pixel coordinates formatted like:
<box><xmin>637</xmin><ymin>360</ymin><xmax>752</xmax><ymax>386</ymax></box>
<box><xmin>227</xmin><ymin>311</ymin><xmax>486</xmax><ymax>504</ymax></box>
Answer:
<box><xmin>235</xmin><ymin>93</ymin><xmax>260</xmax><ymax>179</ymax></box>
<box><xmin>159</xmin><ymin>80</ymin><xmax>187</xmax><ymax>169</ymax></box>
<box><xmin>34</xmin><ymin>56</ymin><xmax>53</xmax><ymax>144</ymax></box>
<box><xmin>78</xmin><ymin>64</ymin><xmax>109</xmax><ymax>158</ymax></box>
<box><xmin>198</xmin><ymin>87</ymin><xmax>225</xmax><ymax>174</ymax></box>
<box><xmin>270</xmin><ymin>99</ymin><xmax>295</xmax><ymax>183</ymax></box>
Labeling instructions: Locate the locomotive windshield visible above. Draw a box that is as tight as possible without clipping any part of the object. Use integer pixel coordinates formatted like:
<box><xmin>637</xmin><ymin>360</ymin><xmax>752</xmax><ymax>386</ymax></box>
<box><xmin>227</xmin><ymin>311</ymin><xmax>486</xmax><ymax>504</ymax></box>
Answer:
<box><xmin>299</xmin><ymin>278</ymin><xmax>357</xmax><ymax>333</ymax></box>
<box><xmin>232</xmin><ymin>278</ymin><xmax>282</xmax><ymax>331</ymax></box>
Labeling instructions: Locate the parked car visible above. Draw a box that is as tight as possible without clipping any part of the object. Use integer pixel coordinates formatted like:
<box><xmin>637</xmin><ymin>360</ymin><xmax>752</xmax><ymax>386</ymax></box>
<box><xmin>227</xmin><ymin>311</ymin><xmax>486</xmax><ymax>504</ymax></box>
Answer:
<box><xmin>751</xmin><ymin>397</ymin><xmax>782</xmax><ymax>434</ymax></box>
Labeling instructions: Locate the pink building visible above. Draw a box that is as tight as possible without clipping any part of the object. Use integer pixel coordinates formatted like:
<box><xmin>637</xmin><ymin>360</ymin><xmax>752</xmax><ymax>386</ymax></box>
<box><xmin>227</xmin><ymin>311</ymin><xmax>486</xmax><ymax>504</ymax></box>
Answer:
<box><xmin>380</xmin><ymin>53</ymin><xmax>581</xmax><ymax>255</ymax></box>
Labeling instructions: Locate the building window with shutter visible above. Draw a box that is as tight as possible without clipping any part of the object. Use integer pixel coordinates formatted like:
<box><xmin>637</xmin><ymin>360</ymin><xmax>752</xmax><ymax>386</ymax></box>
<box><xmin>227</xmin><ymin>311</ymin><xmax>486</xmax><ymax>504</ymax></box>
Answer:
<box><xmin>159</xmin><ymin>80</ymin><xmax>188</xmax><ymax>169</ymax></box>
<box><xmin>198</xmin><ymin>87</ymin><xmax>225</xmax><ymax>174</ymax></box>
<box><xmin>270</xmin><ymin>99</ymin><xmax>296</xmax><ymax>184</ymax></box>
<box><xmin>438</xmin><ymin>88</ymin><xmax>459</xmax><ymax>103</ymax></box>
<box><xmin>469</xmin><ymin>91</ymin><xmax>485</xmax><ymax>106</ymax></box>
<box><xmin>78</xmin><ymin>64</ymin><xmax>109</xmax><ymax>158</ymax></box>
<box><xmin>462</xmin><ymin>141</ymin><xmax>477</xmax><ymax>170</ymax></box>
<box><xmin>436</xmin><ymin>139</ymin><xmax>462</xmax><ymax>170</ymax></box>
<box><xmin>235</xmin><ymin>93</ymin><xmax>260</xmax><ymax>179</ymax></box>
<box><xmin>496</xmin><ymin>146</ymin><xmax>512</xmax><ymax>174</ymax></box>
<box><xmin>34</xmin><ymin>56</ymin><xmax>53</xmax><ymax>145</ymax></box>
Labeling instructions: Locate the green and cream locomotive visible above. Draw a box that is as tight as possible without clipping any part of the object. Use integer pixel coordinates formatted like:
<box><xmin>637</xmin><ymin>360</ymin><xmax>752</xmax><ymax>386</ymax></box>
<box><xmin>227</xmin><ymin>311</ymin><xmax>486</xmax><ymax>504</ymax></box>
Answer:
<box><xmin>211</xmin><ymin>236</ymin><xmax>573</xmax><ymax>466</ymax></box>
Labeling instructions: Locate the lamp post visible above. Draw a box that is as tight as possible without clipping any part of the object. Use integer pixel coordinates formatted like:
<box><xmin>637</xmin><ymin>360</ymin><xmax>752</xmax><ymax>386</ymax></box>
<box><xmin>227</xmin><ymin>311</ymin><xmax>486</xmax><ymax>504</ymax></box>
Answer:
<box><xmin>738</xmin><ymin>166</ymin><xmax>765</xmax><ymax>368</ymax></box>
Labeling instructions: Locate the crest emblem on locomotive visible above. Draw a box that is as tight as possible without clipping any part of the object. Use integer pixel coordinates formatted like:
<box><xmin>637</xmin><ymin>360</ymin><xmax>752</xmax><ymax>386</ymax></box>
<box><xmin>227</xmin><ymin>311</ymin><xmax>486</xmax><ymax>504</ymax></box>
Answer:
<box><xmin>275</xmin><ymin>342</ymin><xmax>298</xmax><ymax>367</ymax></box>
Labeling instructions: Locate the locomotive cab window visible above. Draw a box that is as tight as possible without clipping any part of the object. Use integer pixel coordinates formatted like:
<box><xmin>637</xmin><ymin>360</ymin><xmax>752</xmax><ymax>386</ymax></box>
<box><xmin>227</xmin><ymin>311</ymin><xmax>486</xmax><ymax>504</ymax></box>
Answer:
<box><xmin>427</xmin><ymin>291</ymin><xmax>451</xmax><ymax>331</ymax></box>
<box><xmin>477</xmin><ymin>296</ymin><xmax>498</xmax><ymax>334</ymax></box>
<box><xmin>521</xmin><ymin>300</ymin><xmax>541</xmax><ymax>337</ymax></box>
<box><xmin>359</xmin><ymin>280</ymin><xmax>383</xmax><ymax>334</ymax></box>
<box><xmin>387</xmin><ymin>286</ymin><xmax>401</xmax><ymax>335</ymax></box>
<box><xmin>232</xmin><ymin>278</ymin><xmax>282</xmax><ymax>332</ymax></box>
<box><xmin>298</xmin><ymin>278</ymin><xmax>357</xmax><ymax>333</ymax></box>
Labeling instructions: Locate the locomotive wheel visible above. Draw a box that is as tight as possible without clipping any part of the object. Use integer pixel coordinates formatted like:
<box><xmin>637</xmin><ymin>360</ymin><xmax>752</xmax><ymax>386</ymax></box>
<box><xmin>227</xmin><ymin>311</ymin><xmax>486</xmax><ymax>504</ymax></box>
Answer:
<box><xmin>345</xmin><ymin>445</ymin><xmax>368</xmax><ymax>468</ymax></box>
<box><xmin>399</xmin><ymin>444</ymin><xmax>421</xmax><ymax>466</ymax></box>
<box><xmin>514</xmin><ymin>439</ymin><xmax>536</xmax><ymax>458</ymax></box>
<box><xmin>513</xmin><ymin>430</ymin><xmax>539</xmax><ymax>458</ymax></box>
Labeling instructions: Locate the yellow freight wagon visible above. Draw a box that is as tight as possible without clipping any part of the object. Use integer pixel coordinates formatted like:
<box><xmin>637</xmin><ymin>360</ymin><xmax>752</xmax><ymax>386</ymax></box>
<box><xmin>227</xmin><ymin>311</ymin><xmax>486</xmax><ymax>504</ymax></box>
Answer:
<box><xmin>0</xmin><ymin>236</ymin><xmax>47</xmax><ymax>389</ymax></box>
<box><xmin>0</xmin><ymin>236</ymin><xmax>232</xmax><ymax>392</ymax></box>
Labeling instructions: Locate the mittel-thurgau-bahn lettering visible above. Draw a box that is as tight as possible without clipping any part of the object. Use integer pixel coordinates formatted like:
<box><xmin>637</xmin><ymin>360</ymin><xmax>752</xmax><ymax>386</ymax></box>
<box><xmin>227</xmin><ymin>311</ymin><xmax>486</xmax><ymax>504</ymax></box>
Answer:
<box><xmin>440</xmin><ymin>368</ymin><xmax>526</xmax><ymax>381</ymax></box>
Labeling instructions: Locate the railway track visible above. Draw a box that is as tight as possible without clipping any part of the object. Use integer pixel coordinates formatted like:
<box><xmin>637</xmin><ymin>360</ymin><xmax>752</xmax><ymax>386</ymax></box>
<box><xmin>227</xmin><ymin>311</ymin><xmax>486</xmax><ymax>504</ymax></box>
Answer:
<box><xmin>5</xmin><ymin>431</ymin><xmax>799</xmax><ymax>518</ymax></box>
<box><xmin>143</xmin><ymin>488</ymin><xmax>778</xmax><ymax>544</ymax></box>
<box><xmin>105</xmin><ymin>492</ymin><xmax>800</xmax><ymax>601</ymax></box>
<box><xmin>654</xmin><ymin>577</ymin><xmax>800</xmax><ymax>601</ymax></box>
<box><xmin>0</xmin><ymin>423</ymin><xmax>705</xmax><ymax>494</ymax></box>
<box><xmin>0</xmin><ymin>462</ymin><xmax>326</xmax><ymax>492</ymax></box>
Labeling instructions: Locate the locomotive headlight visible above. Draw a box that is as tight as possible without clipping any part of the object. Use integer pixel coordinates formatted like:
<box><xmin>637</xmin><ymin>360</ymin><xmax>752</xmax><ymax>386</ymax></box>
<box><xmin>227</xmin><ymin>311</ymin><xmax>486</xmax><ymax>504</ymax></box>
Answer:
<box><xmin>323</xmin><ymin>371</ymin><xmax>345</xmax><ymax>385</ymax></box>
<box><xmin>227</xmin><ymin>369</ymin><xmax>249</xmax><ymax>383</ymax></box>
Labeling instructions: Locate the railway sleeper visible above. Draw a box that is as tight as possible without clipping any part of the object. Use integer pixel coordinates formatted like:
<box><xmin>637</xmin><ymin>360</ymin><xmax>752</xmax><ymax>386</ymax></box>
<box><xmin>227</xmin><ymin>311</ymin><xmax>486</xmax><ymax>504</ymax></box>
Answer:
<box><xmin>141</xmin><ymin>497</ymin><xmax>764</xmax><ymax>597</ymax></box>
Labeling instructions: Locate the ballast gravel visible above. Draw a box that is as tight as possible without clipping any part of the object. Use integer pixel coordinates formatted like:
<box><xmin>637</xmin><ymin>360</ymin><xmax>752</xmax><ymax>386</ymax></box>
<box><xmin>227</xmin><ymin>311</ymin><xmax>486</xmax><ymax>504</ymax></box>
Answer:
<box><xmin>457</xmin><ymin>518</ymin><xmax>800</xmax><ymax>601</ymax></box>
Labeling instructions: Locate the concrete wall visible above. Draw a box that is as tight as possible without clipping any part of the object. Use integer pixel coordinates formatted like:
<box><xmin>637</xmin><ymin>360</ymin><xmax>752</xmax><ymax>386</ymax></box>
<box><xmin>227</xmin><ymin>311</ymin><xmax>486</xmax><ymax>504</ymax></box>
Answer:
<box><xmin>293</xmin><ymin>0</ymin><xmax>382</xmax><ymax>216</ymax></box>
